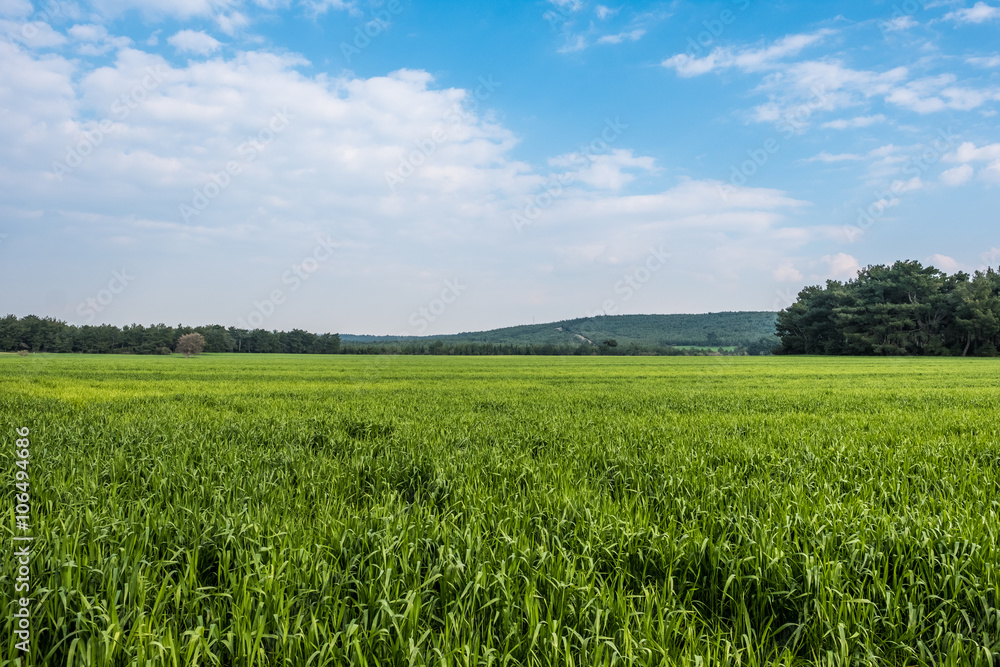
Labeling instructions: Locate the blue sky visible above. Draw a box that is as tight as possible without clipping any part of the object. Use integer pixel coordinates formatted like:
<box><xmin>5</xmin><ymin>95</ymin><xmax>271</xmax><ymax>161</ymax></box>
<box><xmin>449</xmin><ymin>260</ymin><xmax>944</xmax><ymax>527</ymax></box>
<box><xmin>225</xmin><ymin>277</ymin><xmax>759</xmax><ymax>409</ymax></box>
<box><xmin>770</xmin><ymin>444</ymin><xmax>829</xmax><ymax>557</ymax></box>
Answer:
<box><xmin>1</xmin><ymin>0</ymin><xmax>999</xmax><ymax>335</ymax></box>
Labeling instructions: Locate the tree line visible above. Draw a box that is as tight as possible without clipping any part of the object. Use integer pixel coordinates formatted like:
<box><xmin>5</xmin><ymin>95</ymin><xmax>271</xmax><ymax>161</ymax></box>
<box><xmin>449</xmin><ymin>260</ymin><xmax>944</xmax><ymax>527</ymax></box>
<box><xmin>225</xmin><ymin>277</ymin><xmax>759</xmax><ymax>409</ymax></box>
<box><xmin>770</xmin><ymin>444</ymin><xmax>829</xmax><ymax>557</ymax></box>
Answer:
<box><xmin>776</xmin><ymin>260</ymin><xmax>1000</xmax><ymax>356</ymax></box>
<box><xmin>0</xmin><ymin>316</ymin><xmax>341</xmax><ymax>354</ymax></box>
<box><xmin>341</xmin><ymin>338</ymin><xmax>777</xmax><ymax>356</ymax></box>
<box><xmin>1</xmin><ymin>314</ymin><xmax>778</xmax><ymax>357</ymax></box>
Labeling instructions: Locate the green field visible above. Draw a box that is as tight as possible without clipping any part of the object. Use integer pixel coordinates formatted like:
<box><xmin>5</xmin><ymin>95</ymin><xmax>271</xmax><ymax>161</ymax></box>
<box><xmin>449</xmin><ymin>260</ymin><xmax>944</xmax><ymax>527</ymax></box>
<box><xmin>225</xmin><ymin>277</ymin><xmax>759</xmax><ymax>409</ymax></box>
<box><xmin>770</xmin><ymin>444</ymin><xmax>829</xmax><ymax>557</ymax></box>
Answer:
<box><xmin>2</xmin><ymin>354</ymin><xmax>999</xmax><ymax>666</ymax></box>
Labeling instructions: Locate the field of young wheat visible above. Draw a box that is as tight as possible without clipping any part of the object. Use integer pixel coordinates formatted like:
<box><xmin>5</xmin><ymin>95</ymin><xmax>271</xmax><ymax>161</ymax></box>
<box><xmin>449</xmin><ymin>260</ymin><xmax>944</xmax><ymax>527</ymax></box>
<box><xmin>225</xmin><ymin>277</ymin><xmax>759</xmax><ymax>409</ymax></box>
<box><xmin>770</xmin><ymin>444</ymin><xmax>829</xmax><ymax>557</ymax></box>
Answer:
<box><xmin>1</xmin><ymin>353</ymin><xmax>999</xmax><ymax>666</ymax></box>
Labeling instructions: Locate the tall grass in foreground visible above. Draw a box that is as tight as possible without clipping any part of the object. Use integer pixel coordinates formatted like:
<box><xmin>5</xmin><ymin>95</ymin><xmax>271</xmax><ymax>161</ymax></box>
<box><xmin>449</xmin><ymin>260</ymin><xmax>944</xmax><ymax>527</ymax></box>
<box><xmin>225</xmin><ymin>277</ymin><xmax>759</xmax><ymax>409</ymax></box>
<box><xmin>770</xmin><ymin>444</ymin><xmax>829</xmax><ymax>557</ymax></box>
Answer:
<box><xmin>1</xmin><ymin>354</ymin><xmax>999</xmax><ymax>666</ymax></box>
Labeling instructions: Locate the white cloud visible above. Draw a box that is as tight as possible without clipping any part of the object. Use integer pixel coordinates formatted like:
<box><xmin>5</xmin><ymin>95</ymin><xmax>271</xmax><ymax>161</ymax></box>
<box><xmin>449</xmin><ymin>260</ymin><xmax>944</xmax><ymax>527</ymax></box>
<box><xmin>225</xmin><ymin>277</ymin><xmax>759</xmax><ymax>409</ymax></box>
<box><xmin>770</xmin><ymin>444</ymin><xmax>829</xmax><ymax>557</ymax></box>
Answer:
<box><xmin>662</xmin><ymin>30</ymin><xmax>835</xmax><ymax>77</ymax></box>
<box><xmin>773</xmin><ymin>261</ymin><xmax>803</xmax><ymax>282</ymax></box>
<box><xmin>749</xmin><ymin>61</ymin><xmax>906</xmax><ymax>130</ymax></box>
<box><xmin>822</xmin><ymin>114</ymin><xmax>886</xmax><ymax>129</ymax></box>
<box><xmin>1</xmin><ymin>19</ymin><xmax>68</xmax><ymax>47</ymax></box>
<box><xmin>90</xmin><ymin>0</ymin><xmax>221</xmax><ymax>20</ymax></box>
<box><xmin>944</xmin><ymin>142</ymin><xmax>1000</xmax><ymax>184</ymax></box>
<box><xmin>822</xmin><ymin>253</ymin><xmax>861</xmax><ymax>280</ymax></box>
<box><xmin>550</xmin><ymin>0</ymin><xmax>583</xmax><ymax>12</ymax></box>
<box><xmin>944</xmin><ymin>1</ymin><xmax>1000</xmax><ymax>23</ymax></box>
<box><xmin>984</xmin><ymin>161</ymin><xmax>1000</xmax><ymax>182</ymax></box>
<box><xmin>595</xmin><ymin>5</ymin><xmax>616</xmax><ymax>20</ymax></box>
<box><xmin>0</xmin><ymin>37</ymin><xmax>817</xmax><ymax>333</ymax></box>
<box><xmin>857</xmin><ymin>143</ymin><xmax>915</xmax><ymax>185</ymax></box>
<box><xmin>0</xmin><ymin>36</ymin><xmax>74</xmax><ymax>108</ymax></box>
<box><xmin>549</xmin><ymin>149</ymin><xmax>655</xmax><ymax>190</ymax></box>
<box><xmin>867</xmin><ymin>144</ymin><xmax>903</xmax><ymax>159</ymax></box>
<box><xmin>87</xmin><ymin>0</ymin><xmax>352</xmax><ymax>24</ymax></box>
<box><xmin>67</xmin><ymin>23</ymin><xmax>132</xmax><ymax>55</ymax></box>
<box><xmin>662</xmin><ymin>51</ymin><xmax>721</xmax><ymax>77</ymax></box>
<box><xmin>881</xmin><ymin>15</ymin><xmax>918</xmax><ymax>31</ymax></box>
<box><xmin>894</xmin><ymin>176</ymin><xmax>924</xmax><ymax>193</ymax></box>
<box><xmin>252</xmin><ymin>0</ymin><xmax>293</xmax><ymax>9</ymax></box>
<box><xmin>68</xmin><ymin>24</ymin><xmax>108</xmax><ymax>42</ymax></box>
<box><xmin>167</xmin><ymin>29</ymin><xmax>222</xmax><ymax>55</ymax></box>
<box><xmin>967</xmin><ymin>55</ymin><xmax>1000</xmax><ymax>67</ymax></box>
<box><xmin>940</xmin><ymin>163</ymin><xmax>974</xmax><ymax>185</ymax></box>
<box><xmin>979</xmin><ymin>248</ymin><xmax>1000</xmax><ymax>271</ymax></box>
<box><xmin>554</xmin><ymin>242</ymin><xmax>617</xmax><ymax>267</ymax></box>
<box><xmin>216</xmin><ymin>11</ymin><xmax>249</xmax><ymax>36</ymax></box>
<box><xmin>550</xmin><ymin>2</ymin><xmax>658</xmax><ymax>55</ymax></box>
<box><xmin>947</xmin><ymin>141</ymin><xmax>1000</xmax><ymax>162</ymax></box>
<box><xmin>752</xmin><ymin>59</ymin><xmax>999</xmax><ymax>129</ymax></box>
<box><xmin>664</xmin><ymin>26</ymin><xmax>999</xmax><ymax>130</ymax></box>
<box><xmin>723</xmin><ymin>30</ymin><xmax>836</xmax><ymax>70</ymax></box>
<box><xmin>557</xmin><ymin>35</ymin><xmax>587</xmax><ymax>53</ymax></box>
<box><xmin>806</xmin><ymin>151</ymin><xmax>864</xmax><ymax>163</ymax></box>
<box><xmin>772</xmin><ymin>61</ymin><xmax>907</xmax><ymax>98</ymax></box>
<box><xmin>927</xmin><ymin>254</ymin><xmax>962</xmax><ymax>272</ymax></box>
<box><xmin>598</xmin><ymin>28</ymin><xmax>645</xmax><ymax>45</ymax></box>
<box><xmin>0</xmin><ymin>0</ymin><xmax>33</xmax><ymax>19</ymax></box>
<box><xmin>885</xmin><ymin>74</ymin><xmax>997</xmax><ymax>113</ymax></box>
<box><xmin>301</xmin><ymin>0</ymin><xmax>359</xmax><ymax>18</ymax></box>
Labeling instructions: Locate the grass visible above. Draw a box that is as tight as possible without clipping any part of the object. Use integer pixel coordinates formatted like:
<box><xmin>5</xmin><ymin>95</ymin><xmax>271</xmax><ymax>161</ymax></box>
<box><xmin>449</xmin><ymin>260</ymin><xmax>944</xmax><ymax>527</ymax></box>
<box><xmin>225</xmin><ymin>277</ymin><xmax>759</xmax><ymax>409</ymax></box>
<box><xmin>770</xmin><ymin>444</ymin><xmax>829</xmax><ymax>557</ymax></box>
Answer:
<box><xmin>1</xmin><ymin>354</ymin><xmax>999</xmax><ymax>666</ymax></box>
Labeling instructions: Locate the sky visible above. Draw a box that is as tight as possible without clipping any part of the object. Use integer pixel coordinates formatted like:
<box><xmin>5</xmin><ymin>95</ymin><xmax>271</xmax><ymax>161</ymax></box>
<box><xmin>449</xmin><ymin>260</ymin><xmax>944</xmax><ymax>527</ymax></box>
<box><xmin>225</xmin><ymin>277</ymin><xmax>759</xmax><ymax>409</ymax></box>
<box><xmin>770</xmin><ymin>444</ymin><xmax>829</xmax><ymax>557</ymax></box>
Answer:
<box><xmin>1</xmin><ymin>0</ymin><xmax>999</xmax><ymax>336</ymax></box>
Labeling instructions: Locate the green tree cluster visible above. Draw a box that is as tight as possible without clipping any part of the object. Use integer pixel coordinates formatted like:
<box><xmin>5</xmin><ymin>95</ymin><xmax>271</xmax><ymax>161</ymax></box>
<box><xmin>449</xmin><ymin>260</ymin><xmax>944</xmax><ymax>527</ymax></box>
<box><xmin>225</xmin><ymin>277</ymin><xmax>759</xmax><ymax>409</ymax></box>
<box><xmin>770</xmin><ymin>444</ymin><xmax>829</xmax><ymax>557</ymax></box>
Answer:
<box><xmin>776</xmin><ymin>260</ymin><xmax>1000</xmax><ymax>356</ymax></box>
<box><xmin>0</xmin><ymin>316</ymin><xmax>341</xmax><ymax>355</ymax></box>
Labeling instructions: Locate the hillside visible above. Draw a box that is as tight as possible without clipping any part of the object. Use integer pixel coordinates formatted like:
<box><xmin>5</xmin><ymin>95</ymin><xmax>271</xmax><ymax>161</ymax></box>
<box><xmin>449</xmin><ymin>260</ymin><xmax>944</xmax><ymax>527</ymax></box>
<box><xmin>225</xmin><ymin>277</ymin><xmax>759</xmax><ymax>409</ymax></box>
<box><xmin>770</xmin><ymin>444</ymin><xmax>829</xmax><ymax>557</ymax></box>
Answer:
<box><xmin>342</xmin><ymin>312</ymin><xmax>778</xmax><ymax>348</ymax></box>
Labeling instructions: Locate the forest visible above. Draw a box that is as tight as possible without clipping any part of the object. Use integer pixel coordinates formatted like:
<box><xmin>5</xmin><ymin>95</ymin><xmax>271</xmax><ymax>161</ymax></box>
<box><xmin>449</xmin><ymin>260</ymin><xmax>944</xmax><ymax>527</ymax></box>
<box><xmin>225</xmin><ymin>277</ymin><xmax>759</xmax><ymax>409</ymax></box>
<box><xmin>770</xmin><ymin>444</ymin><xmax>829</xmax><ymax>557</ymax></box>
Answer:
<box><xmin>0</xmin><ymin>313</ymin><xmax>778</xmax><ymax>356</ymax></box>
<box><xmin>0</xmin><ymin>316</ymin><xmax>342</xmax><ymax>355</ymax></box>
<box><xmin>776</xmin><ymin>260</ymin><xmax>1000</xmax><ymax>356</ymax></box>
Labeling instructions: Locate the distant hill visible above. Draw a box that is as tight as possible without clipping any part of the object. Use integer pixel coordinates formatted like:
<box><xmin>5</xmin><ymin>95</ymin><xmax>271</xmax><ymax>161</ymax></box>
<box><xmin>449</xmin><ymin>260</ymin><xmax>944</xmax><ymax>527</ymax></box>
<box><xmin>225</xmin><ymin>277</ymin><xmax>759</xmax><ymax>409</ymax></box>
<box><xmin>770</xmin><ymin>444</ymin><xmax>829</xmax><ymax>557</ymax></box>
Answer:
<box><xmin>342</xmin><ymin>312</ymin><xmax>778</xmax><ymax>348</ymax></box>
